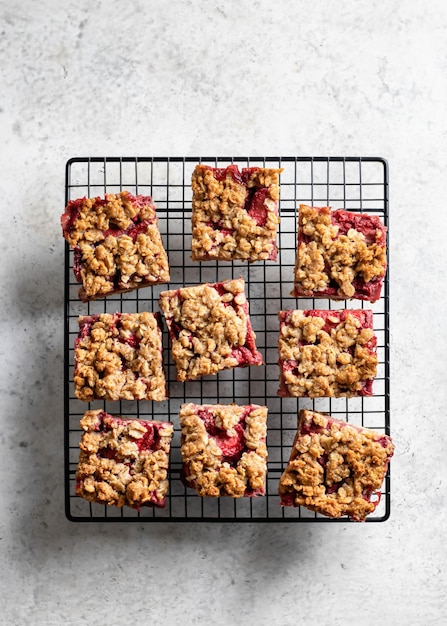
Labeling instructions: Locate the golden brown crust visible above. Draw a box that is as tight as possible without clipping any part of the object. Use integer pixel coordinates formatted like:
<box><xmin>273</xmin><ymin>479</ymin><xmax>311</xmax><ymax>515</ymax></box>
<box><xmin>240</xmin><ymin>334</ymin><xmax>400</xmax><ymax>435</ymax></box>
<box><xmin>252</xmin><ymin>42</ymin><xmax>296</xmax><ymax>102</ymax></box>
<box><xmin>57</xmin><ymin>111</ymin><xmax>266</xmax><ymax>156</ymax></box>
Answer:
<box><xmin>76</xmin><ymin>410</ymin><xmax>174</xmax><ymax>508</ymax></box>
<box><xmin>179</xmin><ymin>403</ymin><xmax>268</xmax><ymax>497</ymax></box>
<box><xmin>159</xmin><ymin>278</ymin><xmax>263</xmax><ymax>382</ymax></box>
<box><xmin>74</xmin><ymin>312</ymin><xmax>167</xmax><ymax>402</ymax></box>
<box><xmin>293</xmin><ymin>205</ymin><xmax>386</xmax><ymax>300</ymax></box>
<box><xmin>191</xmin><ymin>165</ymin><xmax>282</xmax><ymax>262</ymax></box>
<box><xmin>279</xmin><ymin>410</ymin><xmax>394</xmax><ymax>521</ymax></box>
<box><xmin>278</xmin><ymin>309</ymin><xmax>378</xmax><ymax>397</ymax></box>
<box><xmin>62</xmin><ymin>191</ymin><xmax>170</xmax><ymax>301</ymax></box>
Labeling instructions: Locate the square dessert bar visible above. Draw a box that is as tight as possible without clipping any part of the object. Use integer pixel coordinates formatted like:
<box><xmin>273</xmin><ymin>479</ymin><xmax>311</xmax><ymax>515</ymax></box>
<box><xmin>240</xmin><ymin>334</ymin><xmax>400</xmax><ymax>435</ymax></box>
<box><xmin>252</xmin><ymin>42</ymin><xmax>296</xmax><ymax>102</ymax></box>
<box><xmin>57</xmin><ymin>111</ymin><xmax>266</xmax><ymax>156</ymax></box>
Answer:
<box><xmin>61</xmin><ymin>191</ymin><xmax>170</xmax><ymax>301</ymax></box>
<box><xmin>191</xmin><ymin>164</ymin><xmax>283</xmax><ymax>262</ymax></box>
<box><xmin>159</xmin><ymin>278</ymin><xmax>263</xmax><ymax>382</ymax></box>
<box><xmin>292</xmin><ymin>204</ymin><xmax>387</xmax><ymax>302</ymax></box>
<box><xmin>74</xmin><ymin>312</ymin><xmax>168</xmax><ymax>402</ymax></box>
<box><xmin>279</xmin><ymin>409</ymin><xmax>394</xmax><ymax>521</ymax></box>
<box><xmin>76</xmin><ymin>410</ymin><xmax>174</xmax><ymax>509</ymax></box>
<box><xmin>278</xmin><ymin>309</ymin><xmax>378</xmax><ymax>397</ymax></box>
<box><xmin>179</xmin><ymin>403</ymin><xmax>268</xmax><ymax>497</ymax></box>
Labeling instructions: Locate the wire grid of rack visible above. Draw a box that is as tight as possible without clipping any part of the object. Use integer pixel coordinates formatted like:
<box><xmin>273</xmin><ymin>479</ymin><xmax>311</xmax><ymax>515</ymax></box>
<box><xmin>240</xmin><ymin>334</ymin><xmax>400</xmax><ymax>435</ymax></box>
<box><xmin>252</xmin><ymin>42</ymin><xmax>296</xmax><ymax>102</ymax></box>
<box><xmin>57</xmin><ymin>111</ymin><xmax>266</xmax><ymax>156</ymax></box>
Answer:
<box><xmin>64</xmin><ymin>156</ymin><xmax>390</xmax><ymax>522</ymax></box>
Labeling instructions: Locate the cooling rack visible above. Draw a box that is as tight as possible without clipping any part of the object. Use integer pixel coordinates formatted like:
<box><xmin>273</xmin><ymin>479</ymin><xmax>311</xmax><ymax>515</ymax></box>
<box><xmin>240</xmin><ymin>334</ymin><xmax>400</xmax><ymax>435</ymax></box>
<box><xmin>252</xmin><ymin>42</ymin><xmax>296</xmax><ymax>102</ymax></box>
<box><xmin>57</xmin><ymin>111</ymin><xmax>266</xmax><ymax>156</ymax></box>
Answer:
<box><xmin>64</xmin><ymin>156</ymin><xmax>390</xmax><ymax>522</ymax></box>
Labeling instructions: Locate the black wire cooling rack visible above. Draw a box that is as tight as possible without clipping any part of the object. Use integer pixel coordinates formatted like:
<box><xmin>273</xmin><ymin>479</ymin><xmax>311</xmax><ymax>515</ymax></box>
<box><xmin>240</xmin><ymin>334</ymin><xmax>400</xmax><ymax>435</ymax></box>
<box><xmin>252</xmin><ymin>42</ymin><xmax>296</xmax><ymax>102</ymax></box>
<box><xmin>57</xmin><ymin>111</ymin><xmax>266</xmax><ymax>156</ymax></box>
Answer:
<box><xmin>64</xmin><ymin>156</ymin><xmax>390</xmax><ymax>523</ymax></box>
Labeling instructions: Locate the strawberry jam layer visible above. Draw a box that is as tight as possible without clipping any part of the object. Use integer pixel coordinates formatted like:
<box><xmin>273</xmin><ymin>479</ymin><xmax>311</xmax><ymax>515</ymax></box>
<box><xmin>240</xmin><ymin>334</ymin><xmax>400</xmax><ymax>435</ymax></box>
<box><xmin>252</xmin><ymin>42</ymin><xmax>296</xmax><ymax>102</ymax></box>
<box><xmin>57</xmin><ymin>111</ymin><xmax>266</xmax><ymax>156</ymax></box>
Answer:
<box><xmin>197</xmin><ymin>408</ymin><xmax>218</xmax><ymax>435</ymax></box>
<box><xmin>168</xmin><ymin>320</ymin><xmax>185</xmax><ymax>341</ymax></box>
<box><xmin>210</xmin><ymin>164</ymin><xmax>245</xmax><ymax>184</ymax></box>
<box><xmin>96</xmin><ymin>415</ymin><xmax>161</xmax><ymax>454</ymax></box>
<box><xmin>61</xmin><ymin>197</ymin><xmax>84</xmax><ymax>235</ymax></box>
<box><xmin>247</xmin><ymin>188</ymin><xmax>271</xmax><ymax>227</ymax></box>
<box><xmin>331</xmin><ymin>210</ymin><xmax>386</xmax><ymax>245</ymax></box>
<box><xmin>135</xmin><ymin>424</ymin><xmax>157</xmax><ymax>452</ymax></box>
<box><xmin>216</xmin><ymin>426</ymin><xmax>245</xmax><ymax>463</ymax></box>
<box><xmin>230</xmin><ymin>345</ymin><xmax>263</xmax><ymax>366</ymax></box>
<box><xmin>205</xmin><ymin>164</ymin><xmax>260</xmax><ymax>185</ymax></box>
<box><xmin>197</xmin><ymin>407</ymin><xmax>251</xmax><ymax>463</ymax></box>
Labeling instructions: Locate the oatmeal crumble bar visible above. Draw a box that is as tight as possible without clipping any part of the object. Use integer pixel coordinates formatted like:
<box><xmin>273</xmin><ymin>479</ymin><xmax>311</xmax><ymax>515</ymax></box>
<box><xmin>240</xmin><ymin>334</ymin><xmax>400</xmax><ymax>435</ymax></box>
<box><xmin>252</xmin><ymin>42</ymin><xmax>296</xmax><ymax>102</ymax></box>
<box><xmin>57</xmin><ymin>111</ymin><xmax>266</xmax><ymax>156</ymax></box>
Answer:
<box><xmin>279</xmin><ymin>409</ymin><xmax>394</xmax><ymax>521</ymax></box>
<box><xmin>179</xmin><ymin>403</ymin><xmax>268</xmax><ymax>497</ymax></box>
<box><xmin>74</xmin><ymin>312</ymin><xmax>167</xmax><ymax>402</ymax></box>
<box><xmin>278</xmin><ymin>309</ymin><xmax>378</xmax><ymax>398</ymax></box>
<box><xmin>61</xmin><ymin>191</ymin><xmax>170</xmax><ymax>301</ymax></box>
<box><xmin>292</xmin><ymin>204</ymin><xmax>387</xmax><ymax>302</ymax></box>
<box><xmin>159</xmin><ymin>278</ymin><xmax>263</xmax><ymax>382</ymax></box>
<box><xmin>76</xmin><ymin>410</ymin><xmax>174</xmax><ymax>509</ymax></box>
<box><xmin>191</xmin><ymin>164</ymin><xmax>283</xmax><ymax>262</ymax></box>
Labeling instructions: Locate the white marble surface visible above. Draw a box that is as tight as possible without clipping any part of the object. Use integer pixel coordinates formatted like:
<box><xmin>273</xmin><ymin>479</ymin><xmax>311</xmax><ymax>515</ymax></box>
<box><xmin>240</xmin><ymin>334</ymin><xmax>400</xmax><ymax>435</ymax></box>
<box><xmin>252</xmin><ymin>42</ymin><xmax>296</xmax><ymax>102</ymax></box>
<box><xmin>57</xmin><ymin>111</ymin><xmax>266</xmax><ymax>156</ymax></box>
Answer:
<box><xmin>1</xmin><ymin>0</ymin><xmax>446</xmax><ymax>623</ymax></box>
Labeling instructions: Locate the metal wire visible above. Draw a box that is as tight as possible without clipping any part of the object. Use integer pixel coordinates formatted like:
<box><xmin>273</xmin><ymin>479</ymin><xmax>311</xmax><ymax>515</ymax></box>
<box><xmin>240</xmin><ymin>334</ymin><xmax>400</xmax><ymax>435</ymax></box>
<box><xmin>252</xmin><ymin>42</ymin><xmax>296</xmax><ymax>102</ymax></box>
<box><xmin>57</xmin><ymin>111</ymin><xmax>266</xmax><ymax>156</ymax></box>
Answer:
<box><xmin>64</xmin><ymin>156</ymin><xmax>390</xmax><ymax>522</ymax></box>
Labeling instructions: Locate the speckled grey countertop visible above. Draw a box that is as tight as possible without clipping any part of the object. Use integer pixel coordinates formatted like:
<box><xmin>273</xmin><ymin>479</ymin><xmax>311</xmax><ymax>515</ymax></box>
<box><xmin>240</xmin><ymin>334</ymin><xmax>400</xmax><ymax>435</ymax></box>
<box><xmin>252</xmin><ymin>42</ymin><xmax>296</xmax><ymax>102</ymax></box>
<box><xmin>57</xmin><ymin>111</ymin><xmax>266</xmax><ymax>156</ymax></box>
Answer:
<box><xmin>1</xmin><ymin>1</ymin><xmax>446</xmax><ymax>624</ymax></box>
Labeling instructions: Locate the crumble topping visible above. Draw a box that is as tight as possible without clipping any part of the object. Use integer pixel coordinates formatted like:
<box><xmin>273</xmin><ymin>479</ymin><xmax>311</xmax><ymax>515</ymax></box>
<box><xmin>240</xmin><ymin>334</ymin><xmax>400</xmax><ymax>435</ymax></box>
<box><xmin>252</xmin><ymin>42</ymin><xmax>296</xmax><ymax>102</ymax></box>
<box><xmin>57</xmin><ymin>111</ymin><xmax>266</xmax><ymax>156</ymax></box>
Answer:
<box><xmin>76</xmin><ymin>410</ymin><xmax>174</xmax><ymax>509</ymax></box>
<box><xmin>293</xmin><ymin>205</ymin><xmax>387</xmax><ymax>301</ymax></box>
<box><xmin>74</xmin><ymin>312</ymin><xmax>167</xmax><ymax>402</ymax></box>
<box><xmin>278</xmin><ymin>309</ymin><xmax>378</xmax><ymax>397</ymax></box>
<box><xmin>179</xmin><ymin>403</ymin><xmax>268</xmax><ymax>497</ymax></box>
<box><xmin>159</xmin><ymin>278</ymin><xmax>263</xmax><ymax>382</ymax></box>
<box><xmin>191</xmin><ymin>165</ymin><xmax>283</xmax><ymax>262</ymax></box>
<box><xmin>61</xmin><ymin>191</ymin><xmax>170</xmax><ymax>301</ymax></box>
<box><xmin>279</xmin><ymin>410</ymin><xmax>394</xmax><ymax>521</ymax></box>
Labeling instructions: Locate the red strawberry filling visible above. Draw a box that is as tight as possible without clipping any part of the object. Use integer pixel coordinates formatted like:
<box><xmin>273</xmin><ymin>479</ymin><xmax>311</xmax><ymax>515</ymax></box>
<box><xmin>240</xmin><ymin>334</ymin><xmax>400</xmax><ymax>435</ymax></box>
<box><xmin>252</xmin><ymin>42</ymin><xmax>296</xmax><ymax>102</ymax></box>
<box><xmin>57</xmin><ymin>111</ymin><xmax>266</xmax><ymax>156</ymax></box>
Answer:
<box><xmin>197</xmin><ymin>409</ymin><xmax>246</xmax><ymax>463</ymax></box>
<box><xmin>377</xmin><ymin>435</ymin><xmax>392</xmax><ymax>449</ymax></box>
<box><xmin>197</xmin><ymin>409</ymin><xmax>218</xmax><ymax>435</ymax></box>
<box><xmin>230</xmin><ymin>344</ymin><xmax>263</xmax><ymax>366</ymax></box>
<box><xmin>119</xmin><ymin>332</ymin><xmax>141</xmax><ymax>349</ymax></box>
<box><xmin>168</xmin><ymin>320</ymin><xmax>184</xmax><ymax>341</ymax></box>
<box><xmin>135</xmin><ymin>424</ymin><xmax>157</xmax><ymax>452</ymax></box>
<box><xmin>211</xmin><ymin>164</ymin><xmax>244</xmax><ymax>184</ymax></box>
<box><xmin>95</xmin><ymin>421</ymin><xmax>159</xmax><ymax>462</ymax></box>
<box><xmin>212</xmin><ymin>282</ymin><xmax>230</xmax><ymax>298</ymax></box>
<box><xmin>325</xmin><ymin>483</ymin><xmax>340</xmax><ymax>495</ymax></box>
<box><xmin>331</xmin><ymin>210</ymin><xmax>385</xmax><ymax>245</ymax></box>
<box><xmin>279</xmin><ymin>492</ymin><xmax>295</xmax><ymax>507</ymax></box>
<box><xmin>102</xmin><ymin>219</ymin><xmax>149</xmax><ymax>241</ymax></box>
<box><xmin>61</xmin><ymin>199</ymin><xmax>81</xmax><ymax>236</ymax></box>
<box><xmin>214</xmin><ymin>424</ymin><xmax>245</xmax><ymax>463</ymax></box>
<box><xmin>363</xmin><ymin>490</ymin><xmax>381</xmax><ymax>504</ymax></box>
<box><xmin>246</xmin><ymin>187</ymin><xmax>271</xmax><ymax>227</ymax></box>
